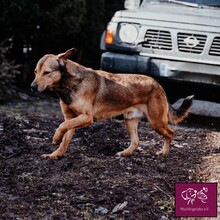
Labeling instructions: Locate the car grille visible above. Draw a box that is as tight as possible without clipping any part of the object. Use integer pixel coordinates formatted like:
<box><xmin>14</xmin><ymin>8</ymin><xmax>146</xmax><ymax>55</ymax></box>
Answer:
<box><xmin>209</xmin><ymin>36</ymin><xmax>220</xmax><ymax>56</ymax></box>
<box><xmin>143</xmin><ymin>29</ymin><xmax>172</xmax><ymax>50</ymax></box>
<box><xmin>177</xmin><ymin>33</ymin><xmax>207</xmax><ymax>54</ymax></box>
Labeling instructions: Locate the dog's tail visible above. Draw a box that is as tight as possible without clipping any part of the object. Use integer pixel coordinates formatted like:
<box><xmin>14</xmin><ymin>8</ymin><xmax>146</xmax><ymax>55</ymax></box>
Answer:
<box><xmin>168</xmin><ymin>95</ymin><xmax>194</xmax><ymax>125</ymax></box>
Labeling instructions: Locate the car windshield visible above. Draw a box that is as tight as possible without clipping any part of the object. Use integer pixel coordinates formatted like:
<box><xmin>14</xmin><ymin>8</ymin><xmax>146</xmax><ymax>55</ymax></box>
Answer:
<box><xmin>142</xmin><ymin>0</ymin><xmax>220</xmax><ymax>7</ymax></box>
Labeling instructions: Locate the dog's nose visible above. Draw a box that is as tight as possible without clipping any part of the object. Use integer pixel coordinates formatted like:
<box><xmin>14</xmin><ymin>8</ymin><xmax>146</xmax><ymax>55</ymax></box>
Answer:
<box><xmin>30</xmin><ymin>83</ymin><xmax>39</xmax><ymax>93</ymax></box>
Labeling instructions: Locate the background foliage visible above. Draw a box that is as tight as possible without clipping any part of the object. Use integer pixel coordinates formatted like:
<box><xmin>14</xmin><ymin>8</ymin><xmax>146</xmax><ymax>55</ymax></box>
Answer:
<box><xmin>0</xmin><ymin>0</ymin><xmax>124</xmax><ymax>92</ymax></box>
<box><xmin>0</xmin><ymin>39</ymin><xmax>21</xmax><ymax>101</ymax></box>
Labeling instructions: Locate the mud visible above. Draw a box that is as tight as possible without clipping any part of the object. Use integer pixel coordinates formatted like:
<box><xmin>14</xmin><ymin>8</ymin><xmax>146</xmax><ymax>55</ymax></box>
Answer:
<box><xmin>0</xmin><ymin>95</ymin><xmax>219</xmax><ymax>220</ymax></box>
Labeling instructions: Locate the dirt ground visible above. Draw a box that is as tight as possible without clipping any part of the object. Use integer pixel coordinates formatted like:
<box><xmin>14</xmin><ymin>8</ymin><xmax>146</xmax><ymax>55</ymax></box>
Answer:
<box><xmin>0</xmin><ymin>93</ymin><xmax>220</xmax><ymax>220</ymax></box>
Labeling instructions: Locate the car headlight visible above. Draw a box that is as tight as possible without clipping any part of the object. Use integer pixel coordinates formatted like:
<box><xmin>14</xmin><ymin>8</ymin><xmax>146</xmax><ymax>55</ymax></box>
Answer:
<box><xmin>118</xmin><ymin>23</ymin><xmax>138</xmax><ymax>44</ymax></box>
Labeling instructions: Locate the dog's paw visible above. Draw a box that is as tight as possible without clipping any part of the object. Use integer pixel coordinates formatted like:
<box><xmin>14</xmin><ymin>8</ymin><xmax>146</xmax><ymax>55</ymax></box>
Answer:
<box><xmin>53</xmin><ymin>130</ymin><xmax>63</xmax><ymax>145</ymax></box>
<box><xmin>52</xmin><ymin>137</ymin><xmax>61</xmax><ymax>145</ymax></box>
<box><xmin>41</xmin><ymin>153</ymin><xmax>59</xmax><ymax>160</ymax></box>
<box><xmin>116</xmin><ymin>150</ymin><xmax>132</xmax><ymax>157</ymax></box>
<box><xmin>156</xmin><ymin>149</ymin><xmax>169</xmax><ymax>157</ymax></box>
<box><xmin>53</xmin><ymin>126</ymin><xmax>68</xmax><ymax>145</ymax></box>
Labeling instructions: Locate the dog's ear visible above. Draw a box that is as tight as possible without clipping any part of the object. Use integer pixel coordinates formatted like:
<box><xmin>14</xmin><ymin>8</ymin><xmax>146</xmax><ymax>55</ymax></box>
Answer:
<box><xmin>58</xmin><ymin>48</ymin><xmax>77</xmax><ymax>60</ymax></box>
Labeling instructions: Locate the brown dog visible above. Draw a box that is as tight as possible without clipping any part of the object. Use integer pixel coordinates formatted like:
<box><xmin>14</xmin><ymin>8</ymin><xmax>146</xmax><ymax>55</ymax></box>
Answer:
<box><xmin>31</xmin><ymin>48</ymin><xmax>193</xmax><ymax>160</ymax></box>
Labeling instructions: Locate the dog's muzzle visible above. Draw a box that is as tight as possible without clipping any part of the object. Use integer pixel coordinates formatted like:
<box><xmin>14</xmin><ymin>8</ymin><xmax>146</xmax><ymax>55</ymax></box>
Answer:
<box><xmin>30</xmin><ymin>83</ymin><xmax>41</xmax><ymax>93</ymax></box>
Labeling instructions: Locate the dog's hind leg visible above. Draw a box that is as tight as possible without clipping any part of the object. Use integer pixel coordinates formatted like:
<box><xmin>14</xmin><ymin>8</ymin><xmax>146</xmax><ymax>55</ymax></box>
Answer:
<box><xmin>155</xmin><ymin>125</ymin><xmax>174</xmax><ymax>156</ymax></box>
<box><xmin>145</xmin><ymin>94</ymin><xmax>174</xmax><ymax>156</ymax></box>
<box><xmin>147</xmin><ymin>115</ymin><xmax>174</xmax><ymax>156</ymax></box>
<box><xmin>117</xmin><ymin>118</ymin><xmax>140</xmax><ymax>157</ymax></box>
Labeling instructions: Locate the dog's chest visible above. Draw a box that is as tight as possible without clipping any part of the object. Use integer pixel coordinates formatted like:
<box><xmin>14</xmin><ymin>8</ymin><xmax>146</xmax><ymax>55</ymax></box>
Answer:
<box><xmin>58</xmin><ymin>91</ymin><xmax>72</xmax><ymax>105</ymax></box>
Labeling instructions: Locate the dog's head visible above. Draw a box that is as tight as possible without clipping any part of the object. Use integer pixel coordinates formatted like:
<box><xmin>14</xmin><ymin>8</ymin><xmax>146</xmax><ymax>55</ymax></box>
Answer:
<box><xmin>30</xmin><ymin>48</ymin><xmax>76</xmax><ymax>93</ymax></box>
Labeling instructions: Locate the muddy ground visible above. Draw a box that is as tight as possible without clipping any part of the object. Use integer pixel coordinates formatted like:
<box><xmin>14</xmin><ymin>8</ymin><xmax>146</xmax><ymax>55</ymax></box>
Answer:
<box><xmin>0</xmin><ymin>93</ymin><xmax>220</xmax><ymax>220</ymax></box>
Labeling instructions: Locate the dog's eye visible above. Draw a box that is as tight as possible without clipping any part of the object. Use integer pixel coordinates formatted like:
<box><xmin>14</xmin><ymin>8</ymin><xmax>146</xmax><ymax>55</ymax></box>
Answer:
<box><xmin>44</xmin><ymin>71</ymin><xmax>51</xmax><ymax>75</ymax></box>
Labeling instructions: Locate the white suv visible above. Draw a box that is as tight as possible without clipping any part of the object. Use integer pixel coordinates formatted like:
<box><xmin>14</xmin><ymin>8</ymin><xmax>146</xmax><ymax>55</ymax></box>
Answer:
<box><xmin>100</xmin><ymin>0</ymin><xmax>220</xmax><ymax>102</ymax></box>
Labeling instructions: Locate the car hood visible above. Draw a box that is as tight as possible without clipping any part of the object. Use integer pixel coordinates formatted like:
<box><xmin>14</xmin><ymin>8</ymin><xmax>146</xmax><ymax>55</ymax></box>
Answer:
<box><xmin>115</xmin><ymin>3</ymin><xmax>220</xmax><ymax>28</ymax></box>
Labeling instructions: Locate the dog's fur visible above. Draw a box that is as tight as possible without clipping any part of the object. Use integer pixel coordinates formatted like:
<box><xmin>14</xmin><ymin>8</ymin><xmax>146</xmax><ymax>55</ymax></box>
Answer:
<box><xmin>31</xmin><ymin>48</ymin><xmax>193</xmax><ymax>160</ymax></box>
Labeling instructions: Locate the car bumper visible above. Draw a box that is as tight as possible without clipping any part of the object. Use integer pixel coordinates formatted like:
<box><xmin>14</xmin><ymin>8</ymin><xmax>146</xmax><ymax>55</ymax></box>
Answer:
<box><xmin>101</xmin><ymin>52</ymin><xmax>220</xmax><ymax>86</ymax></box>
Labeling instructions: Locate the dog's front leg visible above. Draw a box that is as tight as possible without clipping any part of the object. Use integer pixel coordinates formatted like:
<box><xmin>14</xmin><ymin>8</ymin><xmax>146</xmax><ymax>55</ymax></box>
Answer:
<box><xmin>53</xmin><ymin>114</ymin><xmax>93</xmax><ymax>144</ymax></box>
<box><xmin>52</xmin><ymin>122</ymin><xmax>69</xmax><ymax>145</ymax></box>
<box><xmin>42</xmin><ymin>129</ymin><xmax>75</xmax><ymax>160</ymax></box>
<box><xmin>42</xmin><ymin>100</ymin><xmax>78</xmax><ymax>159</ymax></box>
<box><xmin>42</xmin><ymin>114</ymin><xmax>93</xmax><ymax>160</ymax></box>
